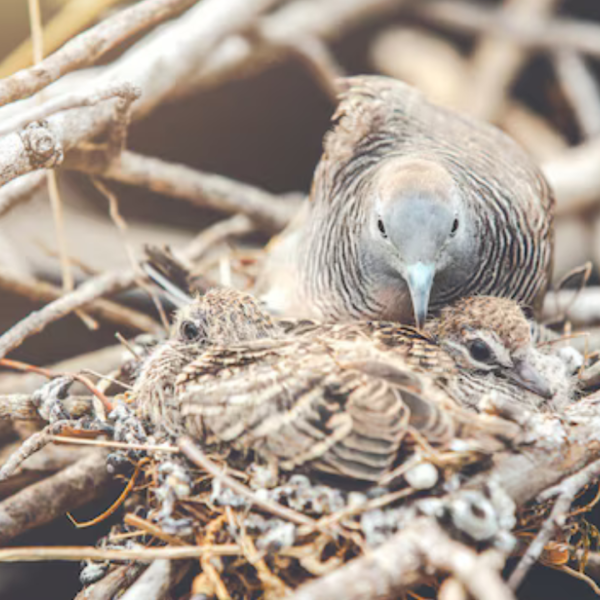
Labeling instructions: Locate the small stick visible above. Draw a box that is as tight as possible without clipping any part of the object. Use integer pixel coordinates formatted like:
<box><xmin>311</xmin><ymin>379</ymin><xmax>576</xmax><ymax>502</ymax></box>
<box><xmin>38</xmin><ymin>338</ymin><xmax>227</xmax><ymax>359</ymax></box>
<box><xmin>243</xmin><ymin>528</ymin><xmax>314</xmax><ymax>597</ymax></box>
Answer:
<box><xmin>65</xmin><ymin>149</ymin><xmax>296</xmax><ymax>233</ymax></box>
<box><xmin>179</xmin><ymin>436</ymin><xmax>315</xmax><ymax>527</ymax></box>
<box><xmin>553</xmin><ymin>50</ymin><xmax>600</xmax><ymax>138</ymax></box>
<box><xmin>0</xmin><ymin>357</ymin><xmax>113</xmax><ymax>412</ymax></box>
<box><xmin>48</xmin><ymin>435</ymin><xmax>179</xmax><ymax>454</ymax></box>
<box><xmin>124</xmin><ymin>513</ymin><xmax>187</xmax><ymax>547</ymax></box>
<box><xmin>0</xmin><ymin>544</ymin><xmax>241</xmax><ymax>563</ymax></box>
<box><xmin>0</xmin><ymin>0</ymin><xmax>197</xmax><ymax>107</ymax></box>
<box><xmin>509</xmin><ymin>458</ymin><xmax>600</xmax><ymax>590</ymax></box>
<box><xmin>0</xmin><ymin>267</ymin><xmax>161</xmax><ymax>334</ymax></box>
<box><xmin>0</xmin><ymin>81</ymin><xmax>141</xmax><ymax>144</ymax></box>
<box><xmin>68</xmin><ymin>458</ymin><xmax>150</xmax><ymax>528</ymax></box>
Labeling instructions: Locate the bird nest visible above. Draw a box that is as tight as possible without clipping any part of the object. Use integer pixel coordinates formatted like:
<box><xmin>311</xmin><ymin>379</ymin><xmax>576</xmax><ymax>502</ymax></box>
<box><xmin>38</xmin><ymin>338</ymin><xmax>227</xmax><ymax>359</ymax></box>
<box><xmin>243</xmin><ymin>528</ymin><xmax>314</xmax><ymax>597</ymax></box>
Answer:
<box><xmin>2</xmin><ymin>302</ymin><xmax>600</xmax><ymax>600</ymax></box>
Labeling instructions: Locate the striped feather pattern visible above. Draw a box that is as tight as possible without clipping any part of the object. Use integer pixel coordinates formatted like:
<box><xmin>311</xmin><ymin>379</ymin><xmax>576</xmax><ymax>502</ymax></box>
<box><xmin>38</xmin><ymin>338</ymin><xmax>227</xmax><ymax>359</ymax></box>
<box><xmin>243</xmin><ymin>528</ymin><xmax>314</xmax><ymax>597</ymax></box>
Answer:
<box><xmin>259</xmin><ymin>76</ymin><xmax>554</xmax><ymax>322</ymax></box>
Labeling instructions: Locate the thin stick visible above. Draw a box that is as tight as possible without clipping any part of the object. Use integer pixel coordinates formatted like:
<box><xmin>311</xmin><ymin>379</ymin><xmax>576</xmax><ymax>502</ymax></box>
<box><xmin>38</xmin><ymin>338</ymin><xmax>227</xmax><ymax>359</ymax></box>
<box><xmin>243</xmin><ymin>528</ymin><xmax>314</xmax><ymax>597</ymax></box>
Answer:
<box><xmin>0</xmin><ymin>267</ymin><xmax>161</xmax><ymax>334</ymax></box>
<box><xmin>0</xmin><ymin>81</ymin><xmax>141</xmax><ymax>138</ymax></box>
<box><xmin>509</xmin><ymin>458</ymin><xmax>600</xmax><ymax>589</ymax></box>
<box><xmin>68</xmin><ymin>458</ymin><xmax>150</xmax><ymax>528</ymax></box>
<box><xmin>48</xmin><ymin>435</ymin><xmax>179</xmax><ymax>454</ymax></box>
<box><xmin>0</xmin><ymin>357</ymin><xmax>113</xmax><ymax>412</ymax></box>
<box><xmin>179</xmin><ymin>436</ymin><xmax>316</xmax><ymax>527</ymax></box>
<box><xmin>0</xmin><ymin>544</ymin><xmax>241</xmax><ymax>563</ymax></box>
<box><xmin>65</xmin><ymin>149</ymin><xmax>296</xmax><ymax>233</ymax></box>
<box><xmin>92</xmin><ymin>177</ymin><xmax>169</xmax><ymax>330</ymax></box>
<box><xmin>124</xmin><ymin>513</ymin><xmax>187</xmax><ymax>546</ymax></box>
<box><xmin>0</xmin><ymin>0</ymin><xmax>197</xmax><ymax>106</ymax></box>
<box><xmin>0</xmin><ymin>269</ymin><xmax>139</xmax><ymax>360</ymax></box>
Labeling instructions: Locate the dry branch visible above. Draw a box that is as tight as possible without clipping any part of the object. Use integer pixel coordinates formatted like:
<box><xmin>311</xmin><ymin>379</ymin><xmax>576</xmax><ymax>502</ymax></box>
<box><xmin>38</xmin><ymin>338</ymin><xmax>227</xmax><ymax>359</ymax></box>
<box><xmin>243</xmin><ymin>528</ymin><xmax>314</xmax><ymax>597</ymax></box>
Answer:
<box><xmin>0</xmin><ymin>0</ymin><xmax>280</xmax><ymax>190</ymax></box>
<box><xmin>465</xmin><ymin>0</ymin><xmax>559</xmax><ymax>122</ymax></box>
<box><xmin>0</xmin><ymin>81</ymin><xmax>140</xmax><ymax>139</ymax></box>
<box><xmin>0</xmin><ymin>266</ymin><xmax>161</xmax><ymax>334</ymax></box>
<box><xmin>0</xmin><ymin>0</ymin><xmax>404</xmax><ymax>199</ymax></box>
<box><xmin>74</xmin><ymin>565</ymin><xmax>144</xmax><ymax>600</ymax></box>
<box><xmin>65</xmin><ymin>149</ymin><xmax>297</xmax><ymax>233</ymax></box>
<box><xmin>0</xmin><ymin>0</ymin><xmax>198</xmax><ymax>107</ymax></box>
<box><xmin>290</xmin><ymin>519</ymin><xmax>514</xmax><ymax>600</ymax></box>
<box><xmin>413</xmin><ymin>1</ymin><xmax>600</xmax><ymax>59</ymax></box>
<box><xmin>542</xmin><ymin>287</ymin><xmax>600</xmax><ymax>326</ymax></box>
<box><xmin>120</xmin><ymin>559</ymin><xmax>189</xmax><ymax>600</ymax></box>
<box><xmin>0</xmin><ymin>269</ymin><xmax>142</xmax><ymax>359</ymax></box>
<box><xmin>286</xmin><ymin>396</ymin><xmax>600</xmax><ymax>599</ymax></box>
<box><xmin>0</xmin><ymin>449</ymin><xmax>112</xmax><ymax>544</ymax></box>
<box><xmin>180</xmin><ymin>436</ymin><xmax>315</xmax><ymax>527</ymax></box>
<box><xmin>0</xmin><ymin>170</ymin><xmax>45</xmax><ymax>217</ymax></box>
<box><xmin>0</xmin><ymin>544</ymin><xmax>240</xmax><ymax>562</ymax></box>
<box><xmin>544</xmin><ymin>138</ymin><xmax>600</xmax><ymax>215</ymax></box>
<box><xmin>0</xmin><ymin>344</ymin><xmax>125</xmax><ymax>395</ymax></box>
<box><xmin>553</xmin><ymin>50</ymin><xmax>600</xmax><ymax>139</ymax></box>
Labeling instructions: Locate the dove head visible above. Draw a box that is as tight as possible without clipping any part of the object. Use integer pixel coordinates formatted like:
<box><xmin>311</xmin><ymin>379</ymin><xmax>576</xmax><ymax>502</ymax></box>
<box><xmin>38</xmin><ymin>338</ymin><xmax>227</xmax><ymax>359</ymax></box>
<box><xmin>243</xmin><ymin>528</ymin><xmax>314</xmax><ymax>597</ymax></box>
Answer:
<box><xmin>172</xmin><ymin>288</ymin><xmax>280</xmax><ymax>349</ymax></box>
<box><xmin>432</xmin><ymin>296</ymin><xmax>553</xmax><ymax>400</ymax></box>
<box><xmin>365</xmin><ymin>157</ymin><xmax>476</xmax><ymax>328</ymax></box>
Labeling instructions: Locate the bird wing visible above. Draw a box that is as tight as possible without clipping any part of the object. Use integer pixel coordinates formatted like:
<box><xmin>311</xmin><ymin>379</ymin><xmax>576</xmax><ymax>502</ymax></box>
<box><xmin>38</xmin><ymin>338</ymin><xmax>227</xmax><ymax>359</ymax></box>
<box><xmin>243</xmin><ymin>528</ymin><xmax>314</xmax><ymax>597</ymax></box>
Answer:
<box><xmin>176</xmin><ymin>333</ymin><xmax>458</xmax><ymax>481</ymax></box>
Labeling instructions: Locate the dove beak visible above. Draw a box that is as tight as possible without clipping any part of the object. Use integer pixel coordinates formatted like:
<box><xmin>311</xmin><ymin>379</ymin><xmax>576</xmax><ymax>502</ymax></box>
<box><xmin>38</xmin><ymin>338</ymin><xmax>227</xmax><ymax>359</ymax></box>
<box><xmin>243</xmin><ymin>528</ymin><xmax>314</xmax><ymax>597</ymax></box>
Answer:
<box><xmin>506</xmin><ymin>359</ymin><xmax>553</xmax><ymax>400</ymax></box>
<box><xmin>406</xmin><ymin>262</ymin><xmax>435</xmax><ymax>330</ymax></box>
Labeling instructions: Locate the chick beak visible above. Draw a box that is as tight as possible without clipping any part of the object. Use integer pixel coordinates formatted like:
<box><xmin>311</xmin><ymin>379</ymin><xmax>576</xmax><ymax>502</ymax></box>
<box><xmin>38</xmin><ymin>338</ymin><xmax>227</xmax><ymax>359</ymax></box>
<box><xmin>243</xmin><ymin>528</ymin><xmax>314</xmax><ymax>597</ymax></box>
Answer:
<box><xmin>507</xmin><ymin>359</ymin><xmax>553</xmax><ymax>400</ymax></box>
<box><xmin>406</xmin><ymin>262</ymin><xmax>435</xmax><ymax>330</ymax></box>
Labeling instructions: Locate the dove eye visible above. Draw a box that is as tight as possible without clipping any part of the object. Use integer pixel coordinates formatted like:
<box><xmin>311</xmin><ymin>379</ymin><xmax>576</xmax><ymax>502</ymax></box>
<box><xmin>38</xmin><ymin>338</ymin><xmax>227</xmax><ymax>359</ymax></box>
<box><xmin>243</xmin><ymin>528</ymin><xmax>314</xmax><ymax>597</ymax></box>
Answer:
<box><xmin>469</xmin><ymin>339</ymin><xmax>492</xmax><ymax>363</ymax></box>
<box><xmin>377</xmin><ymin>218</ymin><xmax>388</xmax><ymax>238</ymax></box>
<box><xmin>450</xmin><ymin>218</ymin><xmax>459</xmax><ymax>236</ymax></box>
<box><xmin>181</xmin><ymin>320</ymin><xmax>201</xmax><ymax>341</ymax></box>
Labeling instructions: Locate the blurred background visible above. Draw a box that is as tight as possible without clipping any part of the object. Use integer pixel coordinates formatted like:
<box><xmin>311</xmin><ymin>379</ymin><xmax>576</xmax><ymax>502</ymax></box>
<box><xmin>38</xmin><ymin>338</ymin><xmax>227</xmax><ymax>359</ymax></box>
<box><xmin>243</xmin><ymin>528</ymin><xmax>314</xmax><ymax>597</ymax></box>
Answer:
<box><xmin>1</xmin><ymin>0</ymin><xmax>600</xmax><ymax>598</ymax></box>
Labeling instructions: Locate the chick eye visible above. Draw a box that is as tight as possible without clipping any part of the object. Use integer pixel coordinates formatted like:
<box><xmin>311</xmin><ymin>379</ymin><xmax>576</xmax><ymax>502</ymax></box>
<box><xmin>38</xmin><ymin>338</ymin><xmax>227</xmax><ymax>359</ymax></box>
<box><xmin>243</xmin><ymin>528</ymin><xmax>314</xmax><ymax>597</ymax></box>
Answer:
<box><xmin>450</xmin><ymin>218</ymin><xmax>459</xmax><ymax>236</ymax></box>
<box><xmin>469</xmin><ymin>339</ymin><xmax>492</xmax><ymax>363</ymax></box>
<box><xmin>181</xmin><ymin>320</ymin><xmax>201</xmax><ymax>341</ymax></box>
<box><xmin>377</xmin><ymin>218</ymin><xmax>388</xmax><ymax>239</ymax></box>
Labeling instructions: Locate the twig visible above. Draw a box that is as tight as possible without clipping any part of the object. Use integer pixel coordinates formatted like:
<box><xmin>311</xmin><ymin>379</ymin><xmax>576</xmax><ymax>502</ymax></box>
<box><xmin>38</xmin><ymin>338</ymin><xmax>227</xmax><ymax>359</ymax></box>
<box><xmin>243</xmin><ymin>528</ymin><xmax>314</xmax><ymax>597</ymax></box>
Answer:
<box><xmin>73</xmin><ymin>564</ymin><xmax>144</xmax><ymax>600</ymax></box>
<box><xmin>0</xmin><ymin>0</ymin><xmax>126</xmax><ymax>79</ymax></box>
<box><xmin>0</xmin><ymin>449</ymin><xmax>113</xmax><ymax>544</ymax></box>
<box><xmin>0</xmin><ymin>393</ymin><xmax>39</xmax><ymax>421</ymax></box>
<box><xmin>0</xmin><ymin>0</ymin><xmax>279</xmax><ymax>189</ymax></box>
<box><xmin>0</xmin><ymin>420</ymin><xmax>82</xmax><ymax>482</ymax></box>
<box><xmin>0</xmin><ymin>269</ymin><xmax>140</xmax><ymax>359</ymax></box>
<box><xmin>65</xmin><ymin>149</ymin><xmax>297</xmax><ymax>233</ymax></box>
<box><xmin>0</xmin><ymin>343</ymin><xmax>125</xmax><ymax>395</ymax></box>
<box><xmin>48</xmin><ymin>435</ymin><xmax>179</xmax><ymax>454</ymax></box>
<box><xmin>179</xmin><ymin>436</ymin><xmax>316</xmax><ymax>527</ymax></box>
<box><xmin>0</xmin><ymin>171</ymin><xmax>46</xmax><ymax>217</ymax></box>
<box><xmin>0</xmin><ymin>393</ymin><xmax>92</xmax><ymax>421</ymax></box>
<box><xmin>121</xmin><ymin>559</ymin><xmax>189</xmax><ymax>600</ymax></box>
<box><xmin>92</xmin><ymin>177</ymin><xmax>169</xmax><ymax>329</ymax></box>
<box><xmin>106</xmin><ymin>0</ymin><xmax>281</xmax><ymax>117</ymax></box>
<box><xmin>464</xmin><ymin>0</ymin><xmax>560</xmax><ymax>122</ymax></box>
<box><xmin>0</xmin><ymin>81</ymin><xmax>141</xmax><ymax>139</ymax></box>
<box><xmin>184</xmin><ymin>214</ymin><xmax>256</xmax><ymax>262</ymax></box>
<box><xmin>509</xmin><ymin>459</ymin><xmax>600</xmax><ymax>590</ymax></box>
<box><xmin>0</xmin><ymin>0</ymin><xmax>198</xmax><ymax>106</ymax></box>
<box><xmin>0</xmin><ymin>544</ymin><xmax>241</xmax><ymax>562</ymax></box>
<box><xmin>413</xmin><ymin>1</ymin><xmax>600</xmax><ymax>59</ymax></box>
<box><xmin>0</xmin><ymin>356</ymin><xmax>114</xmax><ymax>412</ymax></box>
<box><xmin>543</xmin><ymin>137</ymin><xmax>600</xmax><ymax>214</ymax></box>
<box><xmin>0</xmin><ymin>266</ymin><xmax>161</xmax><ymax>333</ymax></box>
<box><xmin>27</xmin><ymin>0</ymin><xmax>91</xmax><ymax>329</ymax></box>
<box><xmin>542</xmin><ymin>287</ymin><xmax>600</xmax><ymax>326</ymax></box>
<box><xmin>273</xmin><ymin>36</ymin><xmax>345</xmax><ymax>101</ymax></box>
<box><xmin>553</xmin><ymin>50</ymin><xmax>600</xmax><ymax>138</ymax></box>
<box><xmin>1</xmin><ymin>0</ymin><xmax>404</xmax><ymax>199</ymax></box>
<box><xmin>290</xmin><ymin>518</ymin><xmax>514</xmax><ymax>600</ymax></box>
<box><xmin>0</xmin><ymin>200</ymin><xmax>257</xmax><ymax>362</ymax></box>
<box><xmin>124</xmin><ymin>513</ymin><xmax>186</xmax><ymax>546</ymax></box>
<box><xmin>69</xmin><ymin>458</ymin><xmax>150</xmax><ymax>529</ymax></box>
